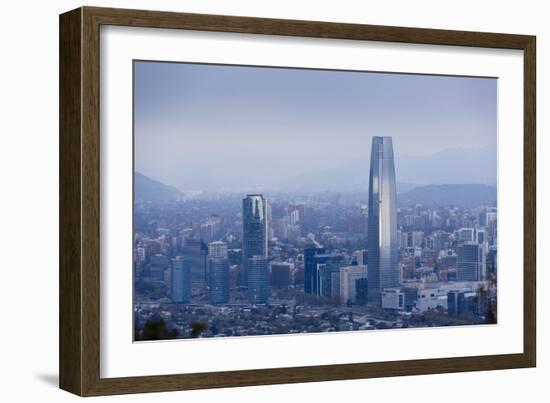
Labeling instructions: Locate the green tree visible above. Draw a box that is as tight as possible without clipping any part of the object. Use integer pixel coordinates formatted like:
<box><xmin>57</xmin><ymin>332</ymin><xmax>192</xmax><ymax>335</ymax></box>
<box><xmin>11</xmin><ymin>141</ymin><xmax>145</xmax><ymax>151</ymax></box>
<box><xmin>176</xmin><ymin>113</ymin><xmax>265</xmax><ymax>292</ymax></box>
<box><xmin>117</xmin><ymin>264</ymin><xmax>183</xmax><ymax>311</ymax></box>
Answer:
<box><xmin>189</xmin><ymin>321</ymin><xmax>208</xmax><ymax>338</ymax></box>
<box><xmin>136</xmin><ymin>317</ymin><xmax>178</xmax><ymax>341</ymax></box>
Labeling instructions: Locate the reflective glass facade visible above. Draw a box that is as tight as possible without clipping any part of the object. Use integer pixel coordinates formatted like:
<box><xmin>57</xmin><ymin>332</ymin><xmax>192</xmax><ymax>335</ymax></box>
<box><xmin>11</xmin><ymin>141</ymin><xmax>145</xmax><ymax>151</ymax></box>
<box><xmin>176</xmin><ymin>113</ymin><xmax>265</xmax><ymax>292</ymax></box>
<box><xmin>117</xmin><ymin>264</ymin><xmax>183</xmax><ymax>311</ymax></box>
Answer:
<box><xmin>247</xmin><ymin>256</ymin><xmax>269</xmax><ymax>304</ymax></box>
<box><xmin>242</xmin><ymin>195</ymin><xmax>268</xmax><ymax>278</ymax></box>
<box><xmin>171</xmin><ymin>256</ymin><xmax>191</xmax><ymax>303</ymax></box>
<box><xmin>182</xmin><ymin>237</ymin><xmax>208</xmax><ymax>287</ymax></box>
<box><xmin>457</xmin><ymin>243</ymin><xmax>483</xmax><ymax>281</ymax></box>
<box><xmin>208</xmin><ymin>257</ymin><xmax>230</xmax><ymax>304</ymax></box>
<box><xmin>367</xmin><ymin>136</ymin><xmax>400</xmax><ymax>305</ymax></box>
<box><xmin>208</xmin><ymin>241</ymin><xmax>230</xmax><ymax>304</ymax></box>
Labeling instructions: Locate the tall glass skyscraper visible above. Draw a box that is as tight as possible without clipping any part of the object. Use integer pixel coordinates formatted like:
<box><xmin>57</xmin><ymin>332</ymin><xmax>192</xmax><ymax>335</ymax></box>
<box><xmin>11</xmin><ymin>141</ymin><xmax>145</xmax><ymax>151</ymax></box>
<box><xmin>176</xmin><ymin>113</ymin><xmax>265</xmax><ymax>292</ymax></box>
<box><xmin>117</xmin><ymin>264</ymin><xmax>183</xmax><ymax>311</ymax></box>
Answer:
<box><xmin>367</xmin><ymin>136</ymin><xmax>400</xmax><ymax>306</ymax></box>
<box><xmin>303</xmin><ymin>241</ymin><xmax>325</xmax><ymax>294</ymax></box>
<box><xmin>207</xmin><ymin>241</ymin><xmax>230</xmax><ymax>304</ymax></box>
<box><xmin>457</xmin><ymin>243</ymin><xmax>483</xmax><ymax>281</ymax></box>
<box><xmin>242</xmin><ymin>194</ymin><xmax>268</xmax><ymax>279</ymax></box>
<box><xmin>247</xmin><ymin>256</ymin><xmax>269</xmax><ymax>304</ymax></box>
<box><xmin>171</xmin><ymin>256</ymin><xmax>191</xmax><ymax>303</ymax></box>
<box><xmin>182</xmin><ymin>236</ymin><xmax>208</xmax><ymax>288</ymax></box>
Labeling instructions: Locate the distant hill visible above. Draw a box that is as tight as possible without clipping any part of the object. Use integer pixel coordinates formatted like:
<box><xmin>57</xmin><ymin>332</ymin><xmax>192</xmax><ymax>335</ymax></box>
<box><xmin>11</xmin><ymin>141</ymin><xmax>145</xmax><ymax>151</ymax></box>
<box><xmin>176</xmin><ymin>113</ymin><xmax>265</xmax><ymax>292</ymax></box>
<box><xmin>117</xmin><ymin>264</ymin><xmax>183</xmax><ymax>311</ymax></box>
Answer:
<box><xmin>278</xmin><ymin>146</ymin><xmax>496</xmax><ymax>194</ymax></box>
<box><xmin>277</xmin><ymin>159</ymin><xmax>415</xmax><ymax>194</ymax></box>
<box><xmin>135</xmin><ymin>172</ymin><xmax>182</xmax><ymax>203</ymax></box>
<box><xmin>397</xmin><ymin>147</ymin><xmax>496</xmax><ymax>187</ymax></box>
<box><xmin>398</xmin><ymin>184</ymin><xmax>496</xmax><ymax>208</ymax></box>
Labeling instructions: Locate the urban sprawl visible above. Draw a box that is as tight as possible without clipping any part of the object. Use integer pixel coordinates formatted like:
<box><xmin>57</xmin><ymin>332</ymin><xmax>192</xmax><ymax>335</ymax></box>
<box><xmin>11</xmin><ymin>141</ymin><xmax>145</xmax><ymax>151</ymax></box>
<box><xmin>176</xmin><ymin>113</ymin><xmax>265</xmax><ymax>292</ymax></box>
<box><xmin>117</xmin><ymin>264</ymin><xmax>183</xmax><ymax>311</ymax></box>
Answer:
<box><xmin>134</xmin><ymin>137</ymin><xmax>497</xmax><ymax>340</ymax></box>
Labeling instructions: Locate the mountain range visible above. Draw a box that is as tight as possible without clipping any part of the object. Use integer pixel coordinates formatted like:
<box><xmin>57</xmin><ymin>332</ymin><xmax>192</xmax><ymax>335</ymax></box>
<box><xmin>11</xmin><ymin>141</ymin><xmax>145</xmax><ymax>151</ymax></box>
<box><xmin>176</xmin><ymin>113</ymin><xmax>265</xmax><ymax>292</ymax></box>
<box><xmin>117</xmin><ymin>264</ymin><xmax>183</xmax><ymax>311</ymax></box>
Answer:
<box><xmin>278</xmin><ymin>146</ymin><xmax>496</xmax><ymax>193</ymax></box>
<box><xmin>134</xmin><ymin>172</ymin><xmax>182</xmax><ymax>203</ymax></box>
<box><xmin>398</xmin><ymin>184</ymin><xmax>496</xmax><ymax>208</ymax></box>
<box><xmin>135</xmin><ymin>171</ymin><xmax>496</xmax><ymax>208</ymax></box>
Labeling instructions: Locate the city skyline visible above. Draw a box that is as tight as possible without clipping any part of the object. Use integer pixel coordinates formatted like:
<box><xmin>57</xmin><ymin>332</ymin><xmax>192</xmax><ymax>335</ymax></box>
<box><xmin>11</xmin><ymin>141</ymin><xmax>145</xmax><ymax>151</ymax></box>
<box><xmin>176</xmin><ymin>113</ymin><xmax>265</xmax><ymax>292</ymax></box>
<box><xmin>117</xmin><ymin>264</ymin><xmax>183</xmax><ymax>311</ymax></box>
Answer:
<box><xmin>134</xmin><ymin>134</ymin><xmax>498</xmax><ymax>340</ymax></box>
<box><xmin>134</xmin><ymin>61</ymin><xmax>497</xmax><ymax>192</ymax></box>
<box><xmin>133</xmin><ymin>62</ymin><xmax>498</xmax><ymax>341</ymax></box>
<box><xmin>134</xmin><ymin>176</ymin><xmax>498</xmax><ymax>340</ymax></box>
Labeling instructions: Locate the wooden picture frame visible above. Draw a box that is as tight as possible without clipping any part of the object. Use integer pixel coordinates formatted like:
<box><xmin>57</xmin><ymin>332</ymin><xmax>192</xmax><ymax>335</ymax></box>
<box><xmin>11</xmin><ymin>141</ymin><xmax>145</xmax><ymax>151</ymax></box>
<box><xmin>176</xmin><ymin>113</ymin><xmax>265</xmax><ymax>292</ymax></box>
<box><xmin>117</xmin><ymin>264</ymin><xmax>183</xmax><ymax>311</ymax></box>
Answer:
<box><xmin>59</xmin><ymin>6</ymin><xmax>536</xmax><ymax>396</ymax></box>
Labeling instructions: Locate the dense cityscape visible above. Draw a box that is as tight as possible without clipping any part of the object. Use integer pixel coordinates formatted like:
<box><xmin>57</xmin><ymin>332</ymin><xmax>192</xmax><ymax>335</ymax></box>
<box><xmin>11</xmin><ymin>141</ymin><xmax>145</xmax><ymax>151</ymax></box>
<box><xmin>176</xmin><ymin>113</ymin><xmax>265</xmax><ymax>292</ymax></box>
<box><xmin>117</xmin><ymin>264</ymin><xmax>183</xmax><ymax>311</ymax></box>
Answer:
<box><xmin>133</xmin><ymin>137</ymin><xmax>497</xmax><ymax>341</ymax></box>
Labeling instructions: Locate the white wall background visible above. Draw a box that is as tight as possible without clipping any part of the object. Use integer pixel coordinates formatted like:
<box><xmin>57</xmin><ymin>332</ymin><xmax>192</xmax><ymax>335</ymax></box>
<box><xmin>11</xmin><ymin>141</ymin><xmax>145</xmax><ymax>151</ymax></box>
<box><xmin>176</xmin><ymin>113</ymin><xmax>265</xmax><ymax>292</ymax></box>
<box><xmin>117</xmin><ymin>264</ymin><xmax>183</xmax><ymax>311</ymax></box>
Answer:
<box><xmin>0</xmin><ymin>0</ymin><xmax>546</xmax><ymax>402</ymax></box>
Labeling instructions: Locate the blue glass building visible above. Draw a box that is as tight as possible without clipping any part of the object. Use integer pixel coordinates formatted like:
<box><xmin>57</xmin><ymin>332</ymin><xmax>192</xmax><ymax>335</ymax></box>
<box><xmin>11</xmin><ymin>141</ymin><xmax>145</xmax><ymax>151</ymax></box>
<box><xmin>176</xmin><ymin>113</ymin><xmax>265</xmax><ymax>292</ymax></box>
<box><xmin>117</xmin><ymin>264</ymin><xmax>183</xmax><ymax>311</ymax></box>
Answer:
<box><xmin>207</xmin><ymin>241</ymin><xmax>230</xmax><ymax>304</ymax></box>
<box><xmin>247</xmin><ymin>256</ymin><xmax>269</xmax><ymax>304</ymax></box>
<box><xmin>457</xmin><ymin>243</ymin><xmax>483</xmax><ymax>281</ymax></box>
<box><xmin>149</xmin><ymin>254</ymin><xmax>169</xmax><ymax>282</ymax></box>
<box><xmin>303</xmin><ymin>242</ymin><xmax>325</xmax><ymax>294</ymax></box>
<box><xmin>171</xmin><ymin>256</ymin><xmax>191</xmax><ymax>303</ymax></box>
<box><xmin>303</xmin><ymin>242</ymin><xmax>346</xmax><ymax>297</ymax></box>
<box><xmin>182</xmin><ymin>236</ymin><xmax>208</xmax><ymax>288</ymax></box>
<box><xmin>316</xmin><ymin>262</ymin><xmax>342</xmax><ymax>299</ymax></box>
<box><xmin>367</xmin><ymin>136</ymin><xmax>400</xmax><ymax>306</ymax></box>
<box><xmin>242</xmin><ymin>195</ymin><xmax>268</xmax><ymax>280</ymax></box>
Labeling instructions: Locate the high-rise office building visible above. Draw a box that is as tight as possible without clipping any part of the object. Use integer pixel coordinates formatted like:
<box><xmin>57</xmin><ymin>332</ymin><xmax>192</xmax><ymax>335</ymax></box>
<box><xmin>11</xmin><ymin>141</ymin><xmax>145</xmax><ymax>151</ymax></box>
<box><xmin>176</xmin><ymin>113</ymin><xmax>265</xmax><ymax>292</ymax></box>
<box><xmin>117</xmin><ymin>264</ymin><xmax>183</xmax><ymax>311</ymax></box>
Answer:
<box><xmin>304</xmin><ymin>244</ymin><xmax>346</xmax><ymax>296</ymax></box>
<box><xmin>457</xmin><ymin>243</ymin><xmax>484</xmax><ymax>281</ymax></box>
<box><xmin>316</xmin><ymin>262</ymin><xmax>342</xmax><ymax>299</ymax></box>
<box><xmin>171</xmin><ymin>256</ymin><xmax>191</xmax><ymax>303</ymax></box>
<box><xmin>207</xmin><ymin>241</ymin><xmax>229</xmax><ymax>304</ymax></box>
<box><xmin>456</xmin><ymin>228</ymin><xmax>476</xmax><ymax>243</ymax></box>
<box><xmin>149</xmin><ymin>253</ymin><xmax>169</xmax><ymax>282</ymax></box>
<box><xmin>448</xmin><ymin>290</ymin><xmax>482</xmax><ymax>316</ymax></box>
<box><xmin>208</xmin><ymin>241</ymin><xmax>228</xmax><ymax>259</ymax></box>
<box><xmin>352</xmin><ymin>249</ymin><xmax>368</xmax><ymax>266</ymax></box>
<box><xmin>411</xmin><ymin>231</ymin><xmax>424</xmax><ymax>248</ymax></box>
<box><xmin>303</xmin><ymin>241</ymin><xmax>325</xmax><ymax>294</ymax></box>
<box><xmin>270</xmin><ymin>262</ymin><xmax>292</xmax><ymax>288</ymax></box>
<box><xmin>478</xmin><ymin>209</ymin><xmax>488</xmax><ymax>227</ymax></box>
<box><xmin>182</xmin><ymin>236</ymin><xmax>208</xmax><ymax>288</ymax></box>
<box><xmin>487</xmin><ymin>246</ymin><xmax>497</xmax><ymax>276</ymax></box>
<box><xmin>200</xmin><ymin>215</ymin><xmax>223</xmax><ymax>243</ymax></box>
<box><xmin>355</xmin><ymin>277</ymin><xmax>369</xmax><ymax>304</ymax></box>
<box><xmin>476</xmin><ymin>228</ymin><xmax>486</xmax><ymax>244</ymax></box>
<box><xmin>242</xmin><ymin>195</ymin><xmax>268</xmax><ymax>281</ymax></box>
<box><xmin>399</xmin><ymin>230</ymin><xmax>409</xmax><ymax>249</ymax></box>
<box><xmin>367</xmin><ymin>136</ymin><xmax>399</xmax><ymax>306</ymax></box>
<box><xmin>247</xmin><ymin>256</ymin><xmax>268</xmax><ymax>304</ymax></box>
<box><xmin>340</xmin><ymin>265</ymin><xmax>368</xmax><ymax>304</ymax></box>
<box><xmin>146</xmin><ymin>240</ymin><xmax>161</xmax><ymax>257</ymax></box>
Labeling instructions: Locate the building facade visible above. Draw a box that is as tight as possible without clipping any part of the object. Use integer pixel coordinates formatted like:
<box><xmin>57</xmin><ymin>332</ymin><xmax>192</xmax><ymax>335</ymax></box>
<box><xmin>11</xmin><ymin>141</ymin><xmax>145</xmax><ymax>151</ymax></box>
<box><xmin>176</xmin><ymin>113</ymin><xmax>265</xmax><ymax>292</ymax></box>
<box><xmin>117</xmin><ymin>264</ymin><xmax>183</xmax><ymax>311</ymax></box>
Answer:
<box><xmin>367</xmin><ymin>136</ymin><xmax>400</xmax><ymax>305</ymax></box>
<box><xmin>457</xmin><ymin>243</ymin><xmax>484</xmax><ymax>281</ymax></box>
<box><xmin>182</xmin><ymin>236</ymin><xmax>208</xmax><ymax>288</ymax></box>
<box><xmin>207</xmin><ymin>241</ymin><xmax>230</xmax><ymax>304</ymax></box>
<box><xmin>247</xmin><ymin>256</ymin><xmax>269</xmax><ymax>304</ymax></box>
<box><xmin>303</xmin><ymin>241</ymin><xmax>325</xmax><ymax>294</ymax></box>
<box><xmin>171</xmin><ymin>256</ymin><xmax>191</xmax><ymax>303</ymax></box>
<box><xmin>242</xmin><ymin>195</ymin><xmax>268</xmax><ymax>281</ymax></box>
<box><xmin>149</xmin><ymin>253</ymin><xmax>169</xmax><ymax>283</ymax></box>
<box><xmin>316</xmin><ymin>262</ymin><xmax>341</xmax><ymax>299</ymax></box>
<box><xmin>270</xmin><ymin>262</ymin><xmax>292</xmax><ymax>288</ymax></box>
<box><xmin>340</xmin><ymin>265</ymin><xmax>368</xmax><ymax>305</ymax></box>
<box><xmin>208</xmin><ymin>240</ymin><xmax>228</xmax><ymax>259</ymax></box>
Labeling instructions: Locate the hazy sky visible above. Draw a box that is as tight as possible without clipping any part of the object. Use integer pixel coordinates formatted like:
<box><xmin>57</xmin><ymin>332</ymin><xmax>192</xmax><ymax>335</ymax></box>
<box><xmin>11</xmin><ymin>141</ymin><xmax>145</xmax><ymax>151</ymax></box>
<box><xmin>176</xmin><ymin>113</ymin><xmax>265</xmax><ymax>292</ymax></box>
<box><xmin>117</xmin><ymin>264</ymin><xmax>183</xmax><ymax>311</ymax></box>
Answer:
<box><xmin>134</xmin><ymin>61</ymin><xmax>496</xmax><ymax>191</ymax></box>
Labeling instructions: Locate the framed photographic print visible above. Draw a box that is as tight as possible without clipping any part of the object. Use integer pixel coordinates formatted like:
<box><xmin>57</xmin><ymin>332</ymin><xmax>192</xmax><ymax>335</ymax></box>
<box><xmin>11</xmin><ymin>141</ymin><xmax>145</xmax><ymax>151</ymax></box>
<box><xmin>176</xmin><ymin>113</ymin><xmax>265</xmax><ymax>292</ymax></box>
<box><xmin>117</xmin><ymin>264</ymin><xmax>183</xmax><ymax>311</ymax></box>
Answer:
<box><xmin>59</xmin><ymin>6</ymin><xmax>536</xmax><ymax>396</ymax></box>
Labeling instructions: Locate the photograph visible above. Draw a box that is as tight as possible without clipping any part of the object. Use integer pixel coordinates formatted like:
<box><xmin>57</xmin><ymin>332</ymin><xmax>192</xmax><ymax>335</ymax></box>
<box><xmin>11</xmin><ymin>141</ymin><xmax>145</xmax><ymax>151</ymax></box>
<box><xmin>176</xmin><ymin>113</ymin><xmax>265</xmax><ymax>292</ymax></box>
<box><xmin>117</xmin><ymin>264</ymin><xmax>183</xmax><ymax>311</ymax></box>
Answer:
<box><xmin>132</xmin><ymin>61</ymin><xmax>498</xmax><ymax>341</ymax></box>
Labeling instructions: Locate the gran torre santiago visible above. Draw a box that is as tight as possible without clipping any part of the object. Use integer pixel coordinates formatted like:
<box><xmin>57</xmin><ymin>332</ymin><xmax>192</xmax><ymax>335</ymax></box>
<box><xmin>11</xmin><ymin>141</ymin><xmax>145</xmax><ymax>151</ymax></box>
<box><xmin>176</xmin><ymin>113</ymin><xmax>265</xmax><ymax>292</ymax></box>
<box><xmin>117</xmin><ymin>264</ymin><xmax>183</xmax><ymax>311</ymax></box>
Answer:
<box><xmin>367</xmin><ymin>136</ymin><xmax>400</xmax><ymax>306</ymax></box>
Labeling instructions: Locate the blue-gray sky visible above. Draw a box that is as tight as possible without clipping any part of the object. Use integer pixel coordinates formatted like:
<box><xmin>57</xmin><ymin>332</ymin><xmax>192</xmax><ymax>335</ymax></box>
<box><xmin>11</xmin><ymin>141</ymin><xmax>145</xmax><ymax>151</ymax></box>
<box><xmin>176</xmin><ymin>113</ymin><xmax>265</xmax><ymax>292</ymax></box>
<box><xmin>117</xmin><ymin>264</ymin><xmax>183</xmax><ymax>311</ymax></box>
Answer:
<box><xmin>134</xmin><ymin>61</ymin><xmax>497</xmax><ymax>192</ymax></box>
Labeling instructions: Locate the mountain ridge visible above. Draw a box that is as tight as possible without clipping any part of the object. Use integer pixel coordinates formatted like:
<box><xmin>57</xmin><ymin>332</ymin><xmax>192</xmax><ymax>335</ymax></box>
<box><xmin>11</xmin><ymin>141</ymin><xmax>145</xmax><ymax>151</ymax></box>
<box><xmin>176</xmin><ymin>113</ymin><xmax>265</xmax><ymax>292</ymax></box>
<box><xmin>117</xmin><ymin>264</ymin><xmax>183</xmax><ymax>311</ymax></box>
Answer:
<box><xmin>135</xmin><ymin>172</ymin><xmax>182</xmax><ymax>202</ymax></box>
<box><xmin>277</xmin><ymin>146</ymin><xmax>496</xmax><ymax>193</ymax></box>
<box><xmin>135</xmin><ymin>171</ymin><xmax>496</xmax><ymax>208</ymax></box>
<box><xmin>398</xmin><ymin>184</ymin><xmax>496</xmax><ymax>208</ymax></box>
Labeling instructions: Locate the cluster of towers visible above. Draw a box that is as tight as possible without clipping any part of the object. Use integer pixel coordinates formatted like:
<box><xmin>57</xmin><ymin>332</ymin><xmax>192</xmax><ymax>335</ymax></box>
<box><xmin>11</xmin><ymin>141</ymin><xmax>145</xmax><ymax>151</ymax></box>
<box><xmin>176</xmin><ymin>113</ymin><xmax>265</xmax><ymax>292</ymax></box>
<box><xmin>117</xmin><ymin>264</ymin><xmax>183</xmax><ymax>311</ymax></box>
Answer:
<box><xmin>301</xmin><ymin>137</ymin><xmax>400</xmax><ymax>307</ymax></box>
<box><xmin>172</xmin><ymin>136</ymin><xmax>400</xmax><ymax>307</ymax></box>
<box><xmin>171</xmin><ymin>194</ymin><xmax>270</xmax><ymax>305</ymax></box>
<box><xmin>170</xmin><ymin>240</ymin><xmax>231</xmax><ymax>304</ymax></box>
